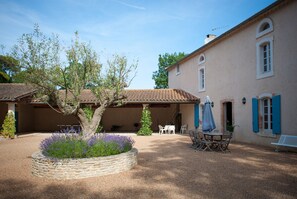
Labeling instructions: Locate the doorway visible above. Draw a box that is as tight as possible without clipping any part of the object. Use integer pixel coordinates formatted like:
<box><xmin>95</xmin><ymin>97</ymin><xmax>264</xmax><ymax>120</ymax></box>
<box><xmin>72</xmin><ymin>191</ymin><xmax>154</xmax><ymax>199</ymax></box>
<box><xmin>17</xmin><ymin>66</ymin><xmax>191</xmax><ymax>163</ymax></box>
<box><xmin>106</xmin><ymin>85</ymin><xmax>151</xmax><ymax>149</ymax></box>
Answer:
<box><xmin>223</xmin><ymin>102</ymin><xmax>233</xmax><ymax>132</ymax></box>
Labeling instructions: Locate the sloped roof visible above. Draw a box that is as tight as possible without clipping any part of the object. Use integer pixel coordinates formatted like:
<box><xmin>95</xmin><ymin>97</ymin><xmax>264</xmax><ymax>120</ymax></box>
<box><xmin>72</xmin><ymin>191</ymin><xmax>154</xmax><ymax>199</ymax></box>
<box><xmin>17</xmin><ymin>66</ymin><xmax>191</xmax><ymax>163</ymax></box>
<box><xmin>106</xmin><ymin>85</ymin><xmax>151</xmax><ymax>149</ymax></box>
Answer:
<box><xmin>166</xmin><ymin>0</ymin><xmax>290</xmax><ymax>71</ymax></box>
<box><xmin>0</xmin><ymin>84</ymin><xmax>199</xmax><ymax>104</ymax></box>
<box><xmin>0</xmin><ymin>83</ymin><xmax>37</xmax><ymax>102</ymax></box>
<box><xmin>125</xmin><ymin>89</ymin><xmax>199</xmax><ymax>103</ymax></box>
<box><xmin>78</xmin><ymin>89</ymin><xmax>199</xmax><ymax>104</ymax></box>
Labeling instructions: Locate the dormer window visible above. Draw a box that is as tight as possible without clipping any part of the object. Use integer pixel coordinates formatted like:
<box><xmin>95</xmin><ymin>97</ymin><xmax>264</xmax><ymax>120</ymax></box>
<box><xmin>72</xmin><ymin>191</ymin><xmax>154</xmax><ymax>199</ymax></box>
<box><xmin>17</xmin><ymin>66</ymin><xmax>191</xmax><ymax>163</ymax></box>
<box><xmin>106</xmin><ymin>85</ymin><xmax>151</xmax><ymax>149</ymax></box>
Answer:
<box><xmin>256</xmin><ymin>18</ymin><xmax>273</xmax><ymax>38</ymax></box>
<box><xmin>198</xmin><ymin>54</ymin><xmax>205</xmax><ymax>65</ymax></box>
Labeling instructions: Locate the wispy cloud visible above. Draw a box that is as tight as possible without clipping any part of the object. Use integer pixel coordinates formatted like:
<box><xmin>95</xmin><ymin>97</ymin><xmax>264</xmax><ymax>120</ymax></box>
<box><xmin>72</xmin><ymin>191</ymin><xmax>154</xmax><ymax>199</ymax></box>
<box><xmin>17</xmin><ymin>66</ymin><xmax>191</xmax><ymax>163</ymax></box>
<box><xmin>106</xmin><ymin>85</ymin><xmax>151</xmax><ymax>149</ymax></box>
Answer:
<box><xmin>0</xmin><ymin>1</ymin><xmax>40</xmax><ymax>28</ymax></box>
<box><xmin>113</xmin><ymin>0</ymin><xmax>146</xmax><ymax>10</ymax></box>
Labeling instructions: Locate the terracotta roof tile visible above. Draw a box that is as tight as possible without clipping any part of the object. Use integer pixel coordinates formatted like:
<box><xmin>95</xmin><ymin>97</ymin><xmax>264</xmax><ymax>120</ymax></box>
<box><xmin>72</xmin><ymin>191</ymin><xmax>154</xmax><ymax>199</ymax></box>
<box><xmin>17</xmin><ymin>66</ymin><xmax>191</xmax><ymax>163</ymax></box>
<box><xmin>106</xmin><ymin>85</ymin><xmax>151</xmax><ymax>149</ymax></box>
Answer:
<box><xmin>77</xmin><ymin>89</ymin><xmax>199</xmax><ymax>104</ymax></box>
<box><xmin>0</xmin><ymin>84</ymin><xmax>199</xmax><ymax>104</ymax></box>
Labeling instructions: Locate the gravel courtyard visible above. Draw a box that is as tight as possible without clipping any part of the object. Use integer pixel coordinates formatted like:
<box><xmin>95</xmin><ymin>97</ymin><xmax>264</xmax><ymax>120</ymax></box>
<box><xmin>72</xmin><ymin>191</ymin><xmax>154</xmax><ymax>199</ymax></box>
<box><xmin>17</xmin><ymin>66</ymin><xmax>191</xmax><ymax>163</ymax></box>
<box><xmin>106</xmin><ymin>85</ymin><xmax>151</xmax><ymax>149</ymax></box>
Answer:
<box><xmin>0</xmin><ymin>133</ymin><xmax>296</xmax><ymax>199</ymax></box>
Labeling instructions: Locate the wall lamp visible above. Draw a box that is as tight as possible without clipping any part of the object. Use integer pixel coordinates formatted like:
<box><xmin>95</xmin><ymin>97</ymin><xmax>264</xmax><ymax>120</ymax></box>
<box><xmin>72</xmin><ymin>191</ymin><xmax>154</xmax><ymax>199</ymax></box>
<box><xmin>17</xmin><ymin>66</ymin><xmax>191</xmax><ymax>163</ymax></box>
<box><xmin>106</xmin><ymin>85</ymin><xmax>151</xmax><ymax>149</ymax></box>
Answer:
<box><xmin>242</xmin><ymin>97</ymin><xmax>246</xmax><ymax>105</ymax></box>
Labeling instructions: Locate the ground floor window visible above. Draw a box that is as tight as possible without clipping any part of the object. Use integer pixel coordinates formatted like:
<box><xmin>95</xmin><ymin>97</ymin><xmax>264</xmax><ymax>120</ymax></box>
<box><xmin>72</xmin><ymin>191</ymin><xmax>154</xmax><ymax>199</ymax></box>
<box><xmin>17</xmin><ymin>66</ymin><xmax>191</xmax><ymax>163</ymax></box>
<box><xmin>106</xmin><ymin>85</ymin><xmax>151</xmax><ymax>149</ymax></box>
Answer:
<box><xmin>252</xmin><ymin>94</ymin><xmax>281</xmax><ymax>136</ymax></box>
<box><xmin>262</xmin><ymin>98</ymin><xmax>273</xmax><ymax>132</ymax></box>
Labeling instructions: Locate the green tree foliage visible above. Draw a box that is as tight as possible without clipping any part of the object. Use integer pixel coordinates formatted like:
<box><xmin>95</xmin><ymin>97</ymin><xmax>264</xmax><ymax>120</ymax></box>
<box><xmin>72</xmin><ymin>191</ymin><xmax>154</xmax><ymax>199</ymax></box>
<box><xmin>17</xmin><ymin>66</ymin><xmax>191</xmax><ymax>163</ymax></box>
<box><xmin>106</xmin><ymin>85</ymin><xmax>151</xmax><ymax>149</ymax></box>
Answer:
<box><xmin>12</xmin><ymin>25</ymin><xmax>137</xmax><ymax>139</ymax></box>
<box><xmin>137</xmin><ymin>106</ymin><xmax>153</xmax><ymax>136</ymax></box>
<box><xmin>152</xmin><ymin>52</ymin><xmax>186</xmax><ymax>89</ymax></box>
<box><xmin>0</xmin><ymin>70</ymin><xmax>10</xmax><ymax>83</ymax></box>
<box><xmin>1</xmin><ymin>112</ymin><xmax>16</xmax><ymax>138</ymax></box>
<box><xmin>0</xmin><ymin>55</ymin><xmax>22</xmax><ymax>83</ymax></box>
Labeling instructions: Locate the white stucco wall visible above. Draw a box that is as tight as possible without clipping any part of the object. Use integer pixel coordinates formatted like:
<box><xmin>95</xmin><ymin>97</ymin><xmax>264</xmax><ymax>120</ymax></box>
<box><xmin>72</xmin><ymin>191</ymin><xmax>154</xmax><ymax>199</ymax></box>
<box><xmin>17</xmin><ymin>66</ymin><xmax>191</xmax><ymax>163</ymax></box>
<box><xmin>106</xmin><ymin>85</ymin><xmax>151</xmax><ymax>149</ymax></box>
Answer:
<box><xmin>168</xmin><ymin>1</ymin><xmax>297</xmax><ymax>146</ymax></box>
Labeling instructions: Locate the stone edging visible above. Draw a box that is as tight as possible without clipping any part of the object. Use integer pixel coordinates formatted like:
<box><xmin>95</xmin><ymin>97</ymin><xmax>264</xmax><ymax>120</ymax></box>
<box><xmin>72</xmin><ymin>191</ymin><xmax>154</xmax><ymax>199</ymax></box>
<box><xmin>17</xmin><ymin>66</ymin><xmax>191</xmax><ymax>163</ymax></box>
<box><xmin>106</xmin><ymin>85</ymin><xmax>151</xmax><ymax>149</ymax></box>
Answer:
<box><xmin>32</xmin><ymin>148</ymin><xmax>138</xmax><ymax>180</ymax></box>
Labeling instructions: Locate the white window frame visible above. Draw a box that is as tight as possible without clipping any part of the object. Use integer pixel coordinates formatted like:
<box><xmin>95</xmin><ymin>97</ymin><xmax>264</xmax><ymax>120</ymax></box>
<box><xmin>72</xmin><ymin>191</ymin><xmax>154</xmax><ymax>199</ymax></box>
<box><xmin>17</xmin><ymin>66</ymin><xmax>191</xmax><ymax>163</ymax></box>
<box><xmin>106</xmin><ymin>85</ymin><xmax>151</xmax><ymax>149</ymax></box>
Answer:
<box><xmin>198</xmin><ymin>66</ymin><xmax>205</xmax><ymax>92</ymax></box>
<box><xmin>256</xmin><ymin>18</ymin><xmax>273</xmax><ymax>38</ymax></box>
<box><xmin>176</xmin><ymin>64</ymin><xmax>180</xmax><ymax>76</ymax></box>
<box><xmin>256</xmin><ymin>36</ymin><xmax>273</xmax><ymax>79</ymax></box>
<box><xmin>198</xmin><ymin>53</ymin><xmax>206</xmax><ymax>65</ymax></box>
<box><xmin>257</xmin><ymin>93</ymin><xmax>276</xmax><ymax>137</ymax></box>
<box><xmin>261</xmin><ymin>98</ymin><xmax>273</xmax><ymax>133</ymax></box>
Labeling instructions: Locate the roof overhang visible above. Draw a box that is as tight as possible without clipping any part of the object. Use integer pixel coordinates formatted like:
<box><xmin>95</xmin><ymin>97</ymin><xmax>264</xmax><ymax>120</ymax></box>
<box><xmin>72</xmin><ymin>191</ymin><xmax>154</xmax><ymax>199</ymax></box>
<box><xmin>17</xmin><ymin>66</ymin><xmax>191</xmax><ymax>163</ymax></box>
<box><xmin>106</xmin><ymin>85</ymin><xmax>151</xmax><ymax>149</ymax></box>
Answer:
<box><xmin>0</xmin><ymin>84</ymin><xmax>199</xmax><ymax>105</ymax></box>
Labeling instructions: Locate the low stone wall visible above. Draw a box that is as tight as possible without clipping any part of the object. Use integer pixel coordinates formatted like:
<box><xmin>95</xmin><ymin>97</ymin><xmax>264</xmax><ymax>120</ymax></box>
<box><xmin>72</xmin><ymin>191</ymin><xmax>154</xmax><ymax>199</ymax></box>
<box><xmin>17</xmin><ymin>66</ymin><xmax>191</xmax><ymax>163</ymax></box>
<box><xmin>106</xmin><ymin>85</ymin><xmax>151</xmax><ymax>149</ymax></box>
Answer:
<box><xmin>32</xmin><ymin>148</ymin><xmax>138</xmax><ymax>180</ymax></box>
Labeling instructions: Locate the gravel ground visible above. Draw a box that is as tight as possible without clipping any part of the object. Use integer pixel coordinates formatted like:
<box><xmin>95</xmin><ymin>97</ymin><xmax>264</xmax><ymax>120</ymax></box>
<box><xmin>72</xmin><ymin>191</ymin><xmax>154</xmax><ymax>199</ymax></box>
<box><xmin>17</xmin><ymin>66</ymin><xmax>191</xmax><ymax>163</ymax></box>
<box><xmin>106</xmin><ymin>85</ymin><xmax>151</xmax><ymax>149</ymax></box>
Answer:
<box><xmin>0</xmin><ymin>133</ymin><xmax>296</xmax><ymax>199</ymax></box>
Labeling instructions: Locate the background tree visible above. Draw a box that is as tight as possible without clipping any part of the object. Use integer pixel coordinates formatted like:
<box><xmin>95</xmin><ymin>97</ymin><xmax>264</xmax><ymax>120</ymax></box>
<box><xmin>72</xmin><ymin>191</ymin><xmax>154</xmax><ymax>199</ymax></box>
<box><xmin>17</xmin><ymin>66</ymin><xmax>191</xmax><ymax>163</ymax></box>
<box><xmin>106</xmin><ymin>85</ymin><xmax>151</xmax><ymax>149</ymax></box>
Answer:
<box><xmin>152</xmin><ymin>52</ymin><xmax>186</xmax><ymax>89</ymax></box>
<box><xmin>0</xmin><ymin>55</ymin><xmax>22</xmax><ymax>83</ymax></box>
<box><xmin>13</xmin><ymin>25</ymin><xmax>137</xmax><ymax>139</ymax></box>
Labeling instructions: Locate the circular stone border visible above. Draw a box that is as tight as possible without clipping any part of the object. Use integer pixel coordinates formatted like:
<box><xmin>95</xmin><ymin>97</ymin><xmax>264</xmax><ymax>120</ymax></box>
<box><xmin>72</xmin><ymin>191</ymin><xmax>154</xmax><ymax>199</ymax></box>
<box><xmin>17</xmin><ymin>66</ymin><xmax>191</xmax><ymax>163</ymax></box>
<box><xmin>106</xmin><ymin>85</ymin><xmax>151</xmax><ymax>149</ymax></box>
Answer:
<box><xmin>32</xmin><ymin>148</ymin><xmax>138</xmax><ymax>180</ymax></box>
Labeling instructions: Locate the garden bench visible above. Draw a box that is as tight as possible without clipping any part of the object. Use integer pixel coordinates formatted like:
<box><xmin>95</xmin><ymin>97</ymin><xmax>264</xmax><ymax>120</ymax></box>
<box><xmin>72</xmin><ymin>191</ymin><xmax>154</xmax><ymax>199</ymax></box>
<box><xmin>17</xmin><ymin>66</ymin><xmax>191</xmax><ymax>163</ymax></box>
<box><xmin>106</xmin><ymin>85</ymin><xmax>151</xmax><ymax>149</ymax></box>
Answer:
<box><xmin>271</xmin><ymin>135</ymin><xmax>297</xmax><ymax>152</ymax></box>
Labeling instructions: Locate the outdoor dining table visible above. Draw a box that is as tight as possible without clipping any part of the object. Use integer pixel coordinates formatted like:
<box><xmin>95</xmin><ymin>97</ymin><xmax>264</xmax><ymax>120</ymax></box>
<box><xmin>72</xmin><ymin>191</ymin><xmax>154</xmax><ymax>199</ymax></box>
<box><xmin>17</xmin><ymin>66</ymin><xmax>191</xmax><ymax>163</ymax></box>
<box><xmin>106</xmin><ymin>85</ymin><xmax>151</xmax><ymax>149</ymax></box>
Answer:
<box><xmin>203</xmin><ymin>132</ymin><xmax>223</xmax><ymax>141</ymax></box>
<box><xmin>164</xmin><ymin>125</ymin><xmax>175</xmax><ymax>134</ymax></box>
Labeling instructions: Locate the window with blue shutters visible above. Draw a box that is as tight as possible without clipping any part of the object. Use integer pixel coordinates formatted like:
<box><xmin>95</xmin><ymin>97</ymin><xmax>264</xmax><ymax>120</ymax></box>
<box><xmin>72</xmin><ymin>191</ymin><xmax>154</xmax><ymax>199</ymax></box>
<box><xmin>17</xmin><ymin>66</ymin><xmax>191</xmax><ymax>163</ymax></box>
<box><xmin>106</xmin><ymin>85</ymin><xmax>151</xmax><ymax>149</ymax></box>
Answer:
<box><xmin>261</xmin><ymin>98</ymin><xmax>273</xmax><ymax>133</ymax></box>
<box><xmin>252</xmin><ymin>94</ymin><xmax>281</xmax><ymax>136</ymax></box>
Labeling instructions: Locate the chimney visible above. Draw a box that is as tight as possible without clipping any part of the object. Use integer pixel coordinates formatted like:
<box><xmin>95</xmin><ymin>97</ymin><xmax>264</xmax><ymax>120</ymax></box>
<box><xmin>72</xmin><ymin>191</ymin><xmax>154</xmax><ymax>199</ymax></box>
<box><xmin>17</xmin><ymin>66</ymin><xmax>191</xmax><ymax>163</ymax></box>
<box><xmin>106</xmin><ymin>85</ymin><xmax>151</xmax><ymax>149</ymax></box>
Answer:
<box><xmin>204</xmin><ymin>34</ymin><xmax>216</xmax><ymax>44</ymax></box>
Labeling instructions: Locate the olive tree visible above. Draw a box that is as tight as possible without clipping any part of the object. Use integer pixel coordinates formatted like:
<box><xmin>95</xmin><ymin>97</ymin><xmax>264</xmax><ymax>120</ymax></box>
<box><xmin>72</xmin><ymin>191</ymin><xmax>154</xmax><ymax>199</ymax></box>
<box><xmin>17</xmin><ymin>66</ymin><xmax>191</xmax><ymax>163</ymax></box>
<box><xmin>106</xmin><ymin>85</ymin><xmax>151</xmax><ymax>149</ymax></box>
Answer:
<box><xmin>13</xmin><ymin>25</ymin><xmax>137</xmax><ymax>139</ymax></box>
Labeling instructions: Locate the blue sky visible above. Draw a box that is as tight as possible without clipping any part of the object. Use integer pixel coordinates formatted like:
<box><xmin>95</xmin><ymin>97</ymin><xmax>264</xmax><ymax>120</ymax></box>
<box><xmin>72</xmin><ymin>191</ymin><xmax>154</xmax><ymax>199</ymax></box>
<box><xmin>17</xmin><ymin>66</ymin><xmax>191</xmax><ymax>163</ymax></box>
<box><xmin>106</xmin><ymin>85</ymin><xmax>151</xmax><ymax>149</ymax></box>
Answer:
<box><xmin>0</xmin><ymin>0</ymin><xmax>275</xmax><ymax>89</ymax></box>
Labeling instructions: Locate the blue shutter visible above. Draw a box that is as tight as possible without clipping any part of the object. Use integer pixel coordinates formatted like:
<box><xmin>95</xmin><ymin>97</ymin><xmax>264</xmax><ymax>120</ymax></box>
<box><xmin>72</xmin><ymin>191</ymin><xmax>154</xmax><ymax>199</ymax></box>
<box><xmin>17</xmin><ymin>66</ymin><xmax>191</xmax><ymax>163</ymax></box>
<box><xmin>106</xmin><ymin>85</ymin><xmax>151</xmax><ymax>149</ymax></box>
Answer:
<box><xmin>272</xmin><ymin>95</ymin><xmax>281</xmax><ymax>134</ymax></box>
<box><xmin>252</xmin><ymin>98</ymin><xmax>259</xmax><ymax>133</ymax></box>
<box><xmin>194</xmin><ymin>103</ymin><xmax>199</xmax><ymax>129</ymax></box>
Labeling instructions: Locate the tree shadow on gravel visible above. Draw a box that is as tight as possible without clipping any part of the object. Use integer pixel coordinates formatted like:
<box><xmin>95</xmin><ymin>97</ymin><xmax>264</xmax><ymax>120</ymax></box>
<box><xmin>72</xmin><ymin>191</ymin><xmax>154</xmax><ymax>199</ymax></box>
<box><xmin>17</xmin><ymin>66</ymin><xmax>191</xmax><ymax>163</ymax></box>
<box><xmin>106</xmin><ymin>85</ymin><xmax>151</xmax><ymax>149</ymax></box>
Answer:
<box><xmin>130</xmin><ymin>136</ymin><xmax>297</xmax><ymax>199</ymax></box>
<box><xmin>0</xmin><ymin>179</ymin><xmax>102</xmax><ymax>199</ymax></box>
<box><xmin>0</xmin><ymin>135</ymin><xmax>297</xmax><ymax>199</ymax></box>
<box><xmin>0</xmin><ymin>178</ymin><xmax>167</xmax><ymax>199</ymax></box>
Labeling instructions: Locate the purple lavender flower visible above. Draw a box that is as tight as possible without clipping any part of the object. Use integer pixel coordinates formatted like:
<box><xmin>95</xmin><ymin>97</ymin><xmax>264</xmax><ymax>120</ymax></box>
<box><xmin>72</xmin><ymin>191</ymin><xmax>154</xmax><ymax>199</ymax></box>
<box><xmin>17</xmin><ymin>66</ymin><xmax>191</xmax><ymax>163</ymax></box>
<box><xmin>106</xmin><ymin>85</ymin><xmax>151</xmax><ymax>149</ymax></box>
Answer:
<box><xmin>40</xmin><ymin>131</ymin><xmax>135</xmax><ymax>156</ymax></box>
<box><xmin>87</xmin><ymin>134</ymin><xmax>103</xmax><ymax>146</ymax></box>
<box><xmin>87</xmin><ymin>134</ymin><xmax>134</xmax><ymax>151</ymax></box>
<box><xmin>101</xmin><ymin>134</ymin><xmax>135</xmax><ymax>151</ymax></box>
<box><xmin>40</xmin><ymin>129</ymin><xmax>81</xmax><ymax>151</ymax></box>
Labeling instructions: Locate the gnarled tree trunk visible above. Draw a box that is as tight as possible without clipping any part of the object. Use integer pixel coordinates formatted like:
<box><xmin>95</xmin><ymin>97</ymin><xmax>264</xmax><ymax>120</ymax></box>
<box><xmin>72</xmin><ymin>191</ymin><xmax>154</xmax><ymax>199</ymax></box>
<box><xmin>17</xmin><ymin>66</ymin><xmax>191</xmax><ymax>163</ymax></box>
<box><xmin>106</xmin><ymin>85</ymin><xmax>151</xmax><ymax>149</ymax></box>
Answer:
<box><xmin>76</xmin><ymin>101</ymin><xmax>108</xmax><ymax>140</ymax></box>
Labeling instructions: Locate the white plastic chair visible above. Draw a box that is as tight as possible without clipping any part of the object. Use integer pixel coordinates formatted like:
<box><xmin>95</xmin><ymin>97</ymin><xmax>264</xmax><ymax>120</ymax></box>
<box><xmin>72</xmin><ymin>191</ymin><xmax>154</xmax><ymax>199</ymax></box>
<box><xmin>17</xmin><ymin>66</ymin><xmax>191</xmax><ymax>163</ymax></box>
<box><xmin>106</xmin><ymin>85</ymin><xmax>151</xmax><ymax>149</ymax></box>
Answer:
<box><xmin>180</xmin><ymin>124</ymin><xmax>188</xmax><ymax>134</ymax></box>
<box><xmin>158</xmin><ymin>125</ymin><xmax>166</xmax><ymax>134</ymax></box>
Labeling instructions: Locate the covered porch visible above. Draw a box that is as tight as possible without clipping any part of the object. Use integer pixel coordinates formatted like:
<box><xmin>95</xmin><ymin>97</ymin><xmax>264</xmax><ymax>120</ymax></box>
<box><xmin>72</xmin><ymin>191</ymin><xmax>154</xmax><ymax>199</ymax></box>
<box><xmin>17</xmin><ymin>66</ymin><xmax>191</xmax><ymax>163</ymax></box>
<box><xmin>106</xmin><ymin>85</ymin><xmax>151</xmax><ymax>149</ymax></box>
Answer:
<box><xmin>0</xmin><ymin>84</ymin><xmax>199</xmax><ymax>133</ymax></box>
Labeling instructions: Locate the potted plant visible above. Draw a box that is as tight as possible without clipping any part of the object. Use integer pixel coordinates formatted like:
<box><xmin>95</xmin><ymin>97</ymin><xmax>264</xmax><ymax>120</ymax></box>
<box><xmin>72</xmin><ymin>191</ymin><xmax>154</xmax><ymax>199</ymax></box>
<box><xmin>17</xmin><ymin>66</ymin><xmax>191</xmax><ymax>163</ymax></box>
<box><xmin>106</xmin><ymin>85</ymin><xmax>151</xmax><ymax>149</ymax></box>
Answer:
<box><xmin>226</xmin><ymin>121</ymin><xmax>239</xmax><ymax>132</ymax></box>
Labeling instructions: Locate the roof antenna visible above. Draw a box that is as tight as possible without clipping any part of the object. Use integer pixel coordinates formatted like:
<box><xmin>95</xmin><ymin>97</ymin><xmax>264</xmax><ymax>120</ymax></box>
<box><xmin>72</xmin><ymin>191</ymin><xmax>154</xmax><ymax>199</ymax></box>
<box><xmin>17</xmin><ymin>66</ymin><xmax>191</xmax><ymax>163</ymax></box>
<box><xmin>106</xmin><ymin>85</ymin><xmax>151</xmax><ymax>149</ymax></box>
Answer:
<box><xmin>211</xmin><ymin>25</ymin><xmax>229</xmax><ymax>31</ymax></box>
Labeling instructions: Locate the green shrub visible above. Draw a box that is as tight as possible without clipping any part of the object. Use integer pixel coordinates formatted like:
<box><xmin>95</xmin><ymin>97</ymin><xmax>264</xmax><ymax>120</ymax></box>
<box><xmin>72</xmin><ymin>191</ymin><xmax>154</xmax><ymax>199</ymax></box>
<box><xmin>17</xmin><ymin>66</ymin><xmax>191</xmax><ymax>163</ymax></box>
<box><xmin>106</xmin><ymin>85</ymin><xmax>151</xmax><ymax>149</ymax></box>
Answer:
<box><xmin>45</xmin><ymin>139</ymin><xmax>88</xmax><ymax>158</ymax></box>
<box><xmin>86</xmin><ymin>141</ymin><xmax>121</xmax><ymax>157</ymax></box>
<box><xmin>1</xmin><ymin>112</ymin><xmax>16</xmax><ymax>139</ymax></box>
<box><xmin>83</xmin><ymin>106</ymin><xmax>94</xmax><ymax>122</ymax></box>
<box><xmin>137</xmin><ymin>107</ymin><xmax>153</xmax><ymax>136</ymax></box>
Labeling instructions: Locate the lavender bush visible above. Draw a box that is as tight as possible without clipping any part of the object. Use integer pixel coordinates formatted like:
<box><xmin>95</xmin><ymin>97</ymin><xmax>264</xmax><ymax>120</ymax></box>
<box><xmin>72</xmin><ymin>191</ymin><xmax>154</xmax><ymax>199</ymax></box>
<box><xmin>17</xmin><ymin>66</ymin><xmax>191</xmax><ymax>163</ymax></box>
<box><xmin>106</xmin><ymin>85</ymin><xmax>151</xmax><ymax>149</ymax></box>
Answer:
<box><xmin>40</xmin><ymin>129</ymin><xmax>135</xmax><ymax>158</ymax></box>
<box><xmin>88</xmin><ymin>134</ymin><xmax>135</xmax><ymax>151</ymax></box>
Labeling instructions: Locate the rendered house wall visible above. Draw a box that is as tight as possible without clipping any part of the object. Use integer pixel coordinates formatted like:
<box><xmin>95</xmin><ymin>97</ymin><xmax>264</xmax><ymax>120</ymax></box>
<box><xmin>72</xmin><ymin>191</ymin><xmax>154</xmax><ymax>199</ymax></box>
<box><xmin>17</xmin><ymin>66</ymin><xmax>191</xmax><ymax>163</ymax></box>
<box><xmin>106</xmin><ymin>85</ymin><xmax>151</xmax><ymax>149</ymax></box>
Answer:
<box><xmin>102</xmin><ymin>104</ymin><xmax>178</xmax><ymax>132</ymax></box>
<box><xmin>33</xmin><ymin>107</ymin><xmax>78</xmax><ymax>132</ymax></box>
<box><xmin>168</xmin><ymin>1</ymin><xmax>297</xmax><ymax>146</ymax></box>
<box><xmin>18</xmin><ymin>104</ymin><xmax>34</xmax><ymax>132</ymax></box>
